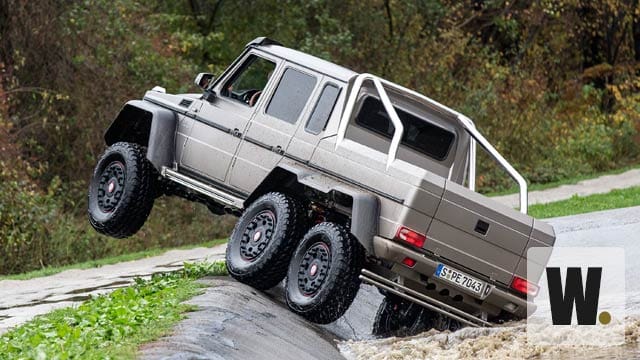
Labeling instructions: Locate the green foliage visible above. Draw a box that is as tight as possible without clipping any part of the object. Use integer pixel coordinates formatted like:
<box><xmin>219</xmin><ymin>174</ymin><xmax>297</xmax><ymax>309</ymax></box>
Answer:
<box><xmin>0</xmin><ymin>239</ymin><xmax>226</xmax><ymax>281</ymax></box>
<box><xmin>0</xmin><ymin>186</ymin><xmax>233</xmax><ymax>275</ymax></box>
<box><xmin>529</xmin><ymin>186</ymin><xmax>640</xmax><ymax>219</ymax></box>
<box><xmin>183</xmin><ymin>260</ymin><xmax>228</xmax><ymax>278</ymax></box>
<box><xmin>0</xmin><ymin>261</ymin><xmax>226</xmax><ymax>359</ymax></box>
<box><xmin>0</xmin><ymin>0</ymin><xmax>638</xmax><ymax>274</ymax></box>
<box><xmin>0</xmin><ymin>172</ymin><xmax>60</xmax><ymax>274</ymax></box>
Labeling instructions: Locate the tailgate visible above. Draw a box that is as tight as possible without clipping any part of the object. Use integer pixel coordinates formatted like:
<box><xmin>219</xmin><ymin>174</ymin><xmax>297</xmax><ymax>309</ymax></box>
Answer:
<box><xmin>423</xmin><ymin>180</ymin><xmax>534</xmax><ymax>285</ymax></box>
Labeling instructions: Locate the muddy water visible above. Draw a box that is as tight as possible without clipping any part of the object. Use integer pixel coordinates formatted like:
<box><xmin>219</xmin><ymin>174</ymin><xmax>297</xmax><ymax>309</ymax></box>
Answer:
<box><xmin>339</xmin><ymin>318</ymin><xmax>640</xmax><ymax>359</ymax></box>
<box><xmin>340</xmin><ymin>207</ymin><xmax>640</xmax><ymax>359</ymax></box>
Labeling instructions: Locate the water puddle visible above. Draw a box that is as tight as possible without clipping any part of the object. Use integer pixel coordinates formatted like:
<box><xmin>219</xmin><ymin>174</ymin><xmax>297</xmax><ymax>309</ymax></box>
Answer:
<box><xmin>118</xmin><ymin>273</ymin><xmax>153</xmax><ymax>279</ymax></box>
<box><xmin>154</xmin><ymin>263</ymin><xmax>183</xmax><ymax>269</ymax></box>
<box><xmin>0</xmin><ymin>295</ymin><xmax>91</xmax><ymax>311</ymax></box>
<box><xmin>340</xmin><ymin>317</ymin><xmax>640</xmax><ymax>359</ymax></box>
<box><xmin>64</xmin><ymin>280</ymin><xmax>130</xmax><ymax>295</ymax></box>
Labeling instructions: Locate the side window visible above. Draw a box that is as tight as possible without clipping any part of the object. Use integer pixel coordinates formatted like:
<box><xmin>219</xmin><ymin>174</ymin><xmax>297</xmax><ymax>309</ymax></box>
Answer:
<box><xmin>305</xmin><ymin>84</ymin><xmax>341</xmax><ymax>134</ymax></box>
<box><xmin>221</xmin><ymin>55</ymin><xmax>276</xmax><ymax>107</ymax></box>
<box><xmin>266</xmin><ymin>68</ymin><xmax>317</xmax><ymax>124</ymax></box>
<box><xmin>355</xmin><ymin>97</ymin><xmax>455</xmax><ymax>161</ymax></box>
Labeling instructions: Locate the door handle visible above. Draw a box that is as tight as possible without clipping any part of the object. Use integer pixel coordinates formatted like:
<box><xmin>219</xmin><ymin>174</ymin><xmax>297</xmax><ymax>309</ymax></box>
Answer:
<box><xmin>274</xmin><ymin>145</ymin><xmax>284</xmax><ymax>155</ymax></box>
<box><xmin>474</xmin><ymin>220</ymin><xmax>489</xmax><ymax>235</ymax></box>
<box><xmin>232</xmin><ymin>128</ymin><xmax>242</xmax><ymax>138</ymax></box>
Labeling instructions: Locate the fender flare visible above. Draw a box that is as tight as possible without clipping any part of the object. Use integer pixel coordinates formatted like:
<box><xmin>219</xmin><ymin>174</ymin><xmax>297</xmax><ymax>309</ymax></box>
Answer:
<box><xmin>275</xmin><ymin>163</ymin><xmax>379</xmax><ymax>254</ymax></box>
<box><xmin>104</xmin><ymin>100</ymin><xmax>177</xmax><ymax>172</ymax></box>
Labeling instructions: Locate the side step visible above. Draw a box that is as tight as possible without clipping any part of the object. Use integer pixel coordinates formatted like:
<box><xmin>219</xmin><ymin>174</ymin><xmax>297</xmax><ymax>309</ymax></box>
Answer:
<box><xmin>359</xmin><ymin>269</ymin><xmax>492</xmax><ymax>328</ymax></box>
<box><xmin>161</xmin><ymin>167</ymin><xmax>245</xmax><ymax>209</ymax></box>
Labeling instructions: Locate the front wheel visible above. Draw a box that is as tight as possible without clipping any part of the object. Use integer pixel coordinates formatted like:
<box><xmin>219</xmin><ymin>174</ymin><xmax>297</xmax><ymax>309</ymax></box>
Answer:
<box><xmin>88</xmin><ymin>142</ymin><xmax>156</xmax><ymax>238</ymax></box>
<box><xmin>285</xmin><ymin>222</ymin><xmax>363</xmax><ymax>324</ymax></box>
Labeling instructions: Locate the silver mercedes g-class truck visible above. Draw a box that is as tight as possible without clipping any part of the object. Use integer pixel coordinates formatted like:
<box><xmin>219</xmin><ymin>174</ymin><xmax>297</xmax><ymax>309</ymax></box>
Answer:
<box><xmin>88</xmin><ymin>37</ymin><xmax>555</xmax><ymax>334</ymax></box>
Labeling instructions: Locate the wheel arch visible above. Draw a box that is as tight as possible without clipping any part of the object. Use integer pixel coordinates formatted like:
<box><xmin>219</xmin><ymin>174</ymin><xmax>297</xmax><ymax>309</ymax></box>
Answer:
<box><xmin>104</xmin><ymin>100</ymin><xmax>177</xmax><ymax>172</ymax></box>
<box><xmin>249</xmin><ymin>163</ymin><xmax>379</xmax><ymax>254</ymax></box>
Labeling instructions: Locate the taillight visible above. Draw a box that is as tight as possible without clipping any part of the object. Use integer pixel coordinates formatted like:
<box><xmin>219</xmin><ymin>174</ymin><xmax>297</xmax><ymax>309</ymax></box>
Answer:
<box><xmin>511</xmin><ymin>276</ymin><xmax>539</xmax><ymax>297</ymax></box>
<box><xmin>402</xmin><ymin>257</ymin><xmax>417</xmax><ymax>268</ymax></box>
<box><xmin>395</xmin><ymin>226</ymin><xmax>427</xmax><ymax>248</ymax></box>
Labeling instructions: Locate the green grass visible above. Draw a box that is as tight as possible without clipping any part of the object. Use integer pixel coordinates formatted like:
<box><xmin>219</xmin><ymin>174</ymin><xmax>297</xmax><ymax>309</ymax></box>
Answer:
<box><xmin>0</xmin><ymin>261</ymin><xmax>227</xmax><ymax>360</ymax></box>
<box><xmin>0</xmin><ymin>239</ymin><xmax>227</xmax><ymax>281</ymax></box>
<box><xmin>529</xmin><ymin>186</ymin><xmax>640</xmax><ymax>219</ymax></box>
<box><xmin>486</xmin><ymin>164</ymin><xmax>640</xmax><ymax>197</ymax></box>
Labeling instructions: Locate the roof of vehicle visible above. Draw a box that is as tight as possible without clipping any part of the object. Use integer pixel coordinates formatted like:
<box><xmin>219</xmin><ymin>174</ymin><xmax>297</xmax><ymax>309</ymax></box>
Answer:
<box><xmin>249</xmin><ymin>38</ymin><xmax>357</xmax><ymax>82</ymax></box>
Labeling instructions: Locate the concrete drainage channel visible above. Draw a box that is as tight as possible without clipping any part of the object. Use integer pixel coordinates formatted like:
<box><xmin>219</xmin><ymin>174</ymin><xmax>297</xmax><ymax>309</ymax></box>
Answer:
<box><xmin>139</xmin><ymin>278</ymin><xmax>384</xmax><ymax>360</ymax></box>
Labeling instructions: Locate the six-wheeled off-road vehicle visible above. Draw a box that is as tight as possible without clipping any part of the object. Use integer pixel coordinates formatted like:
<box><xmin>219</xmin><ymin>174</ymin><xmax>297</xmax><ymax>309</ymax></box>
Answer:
<box><xmin>88</xmin><ymin>37</ymin><xmax>555</xmax><ymax>334</ymax></box>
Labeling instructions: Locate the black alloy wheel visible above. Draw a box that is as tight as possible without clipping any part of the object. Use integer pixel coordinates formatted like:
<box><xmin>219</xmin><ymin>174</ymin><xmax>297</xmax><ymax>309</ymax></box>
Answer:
<box><xmin>88</xmin><ymin>142</ymin><xmax>156</xmax><ymax>238</ymax></box>
<box><xmin>226</xmin><ymin>192</ymin><xmax>305</xmax><ymax>290</ymax></box>
<box><xmin>285</xmin><ymin>222</ymin><xmax>363</xmax><ymax>324</ymax></box>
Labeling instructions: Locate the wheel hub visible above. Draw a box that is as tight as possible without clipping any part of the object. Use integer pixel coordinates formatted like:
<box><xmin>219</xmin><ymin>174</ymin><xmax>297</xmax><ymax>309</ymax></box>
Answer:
<box><xmin>97</xmin><ymin>161</ymin><xmax>126</xmax><ymax>213</ymax></box>
<box><xmin>309</xmin><ymin>263</ymin><xmax>318</xmax><ymax>277</ymax></box>
<box><xmin>297</xmin><ymin>241</ymin><xmax>331</xmax><ymax>296</ymax></box>
<box><xmin>239</xmin><ymin>210</ymin><xmax>275</xmax><ymax>261</ymax></box>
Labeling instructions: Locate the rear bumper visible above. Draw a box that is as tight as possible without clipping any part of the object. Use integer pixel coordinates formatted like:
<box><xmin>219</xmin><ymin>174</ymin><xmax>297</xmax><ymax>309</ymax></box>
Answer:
<box><xmin>372</xmin><ymin>236</ymin><xmax>531</xmax><ymax>319</ymax></box>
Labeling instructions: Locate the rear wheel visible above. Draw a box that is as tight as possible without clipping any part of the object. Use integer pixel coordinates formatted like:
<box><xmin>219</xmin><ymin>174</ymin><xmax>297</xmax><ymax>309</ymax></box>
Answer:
<box><xmin>285</xmin><ymin>222</ymin><xmax>362</xmax><ymax>324</ymax></box>
<box><xmin>88</xmin><ymin>142</ymin><xmax>156</xmax><ymax>238</ymax></box>
<box><xmin>226</xmin><ymin>192</ymin><xmax>304</xmax><ymax>290</ymax></box>
<box><xmin>372</xmin><ymin>295</ymin><xmax>464</xmax><ymax>337</ymax></box>
<box><xmin>372</xmin><ymin>295</ymin><xmax>432</xmax><ymax>337</ymax></box>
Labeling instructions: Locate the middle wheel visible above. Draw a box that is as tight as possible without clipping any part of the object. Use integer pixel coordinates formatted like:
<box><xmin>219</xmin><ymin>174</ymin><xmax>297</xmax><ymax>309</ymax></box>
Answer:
<box><xmin>226</xmin><ymin>192</ymin><xmax>305</xmax><ymax>290</ymax></box>
<box><xmin>285</xmin><ymin>222</ymin><xmax>363</xmax><ymax>324</ymax></box>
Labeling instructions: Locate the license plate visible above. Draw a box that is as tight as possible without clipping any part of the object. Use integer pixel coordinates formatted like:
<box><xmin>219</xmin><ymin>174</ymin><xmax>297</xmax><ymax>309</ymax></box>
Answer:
<box><xmin>435</xmin><ymin>263</ymin><xmax>485</xmax><ymax>296</ymax></box>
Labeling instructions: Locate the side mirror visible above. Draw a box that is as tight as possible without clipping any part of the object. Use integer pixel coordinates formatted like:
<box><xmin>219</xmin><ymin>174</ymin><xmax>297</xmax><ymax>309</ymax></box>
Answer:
<box><xmin>194</xmin><ymin>73</ymin><xmax>215</xmax><ymax>90</ymax></box>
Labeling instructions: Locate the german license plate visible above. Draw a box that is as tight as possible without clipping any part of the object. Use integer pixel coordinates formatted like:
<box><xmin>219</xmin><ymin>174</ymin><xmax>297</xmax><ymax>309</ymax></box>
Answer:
<box><xmin>435</xmin><ymin>263</ymin><xmax>485</xmax><ymax>295</ymax></box>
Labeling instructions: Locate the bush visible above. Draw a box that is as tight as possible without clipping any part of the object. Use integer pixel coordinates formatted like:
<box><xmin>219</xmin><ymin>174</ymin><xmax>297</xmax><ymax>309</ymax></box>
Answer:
<box><xmin>0</xmin><ymin>1</ymin><xmax>638</xmax><ymax>273</ymax></box>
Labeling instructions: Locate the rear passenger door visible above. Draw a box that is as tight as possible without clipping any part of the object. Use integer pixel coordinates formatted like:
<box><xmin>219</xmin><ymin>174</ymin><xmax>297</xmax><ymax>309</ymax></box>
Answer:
<box><xmin>228</xmin><ymin>64</ymin><xmax>319</xmax><ymax>192</ymax></box>
<box><xmin>286</xmin><ymin>80</ymin><xmax>343</xmax><ymax>161</ymax></box>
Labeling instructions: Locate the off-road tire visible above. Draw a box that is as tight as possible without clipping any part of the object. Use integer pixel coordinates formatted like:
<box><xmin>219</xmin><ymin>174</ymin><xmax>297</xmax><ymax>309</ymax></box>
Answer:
<box><xmin>226</xmin><ymin>192</ymin><xmax>305</xmax><ymax>290</ymax></box>
<box><xmin>372</xmin><ymin>295</ymin><xmax>433</xmax><ymax>337</ymax></box>
<box><xmin>88</xmin><ymin>142</ymin><xmax>156</xmax><ymax>238</ymax></box>
<box><xmin>285</xmin><ymin>222</ymin><xmax>363</xmax><ymax>324</ymax></box>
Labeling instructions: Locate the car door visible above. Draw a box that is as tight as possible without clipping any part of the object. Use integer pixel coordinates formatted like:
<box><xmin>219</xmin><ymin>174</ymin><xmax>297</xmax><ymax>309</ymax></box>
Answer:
<box><xmin>228</xmin><ymin>64</ymin><xmax>320</xmax><ymax>192</ymax></box>
<box><xmin>180</xmin><ymin>51</ymin><xmax>279</xmax><ymax>183</ymax></box>
<box><xmin>286</xmin><ymin>79</ymin><xmax>344</xmax><ymax>162</ymax></box>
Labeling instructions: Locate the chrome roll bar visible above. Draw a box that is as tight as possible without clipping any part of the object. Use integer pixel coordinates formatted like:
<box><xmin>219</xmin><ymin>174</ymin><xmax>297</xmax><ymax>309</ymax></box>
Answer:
<box><xmin>337</xmin><ymin>74</ymin><xmax>404</xmax><ymax>170</ymax></box>
<box><xmin>336</xmin><ymin>73</ymin><xmax>528</xmax><ymax>214</ymax></box>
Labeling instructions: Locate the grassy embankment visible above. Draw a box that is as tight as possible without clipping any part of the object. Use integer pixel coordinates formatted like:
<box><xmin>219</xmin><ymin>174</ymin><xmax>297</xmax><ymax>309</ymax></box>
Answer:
<box><xmin>0</xmin><ymin>261</ymin><xmax>227</xmax><ymax>359</ymax></box>
<box><xmin>486</xmin><ymin>164</ymin><xmax>640</xmax><ymax>197</ymax></box>
<box><xmin>529</xmin><ymin>186</ymin><xmax>640</xmax><ymax>219</ymax></box>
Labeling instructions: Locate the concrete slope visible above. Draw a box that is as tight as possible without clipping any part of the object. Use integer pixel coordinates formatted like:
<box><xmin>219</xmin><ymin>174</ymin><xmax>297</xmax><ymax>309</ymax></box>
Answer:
<box><xmin>139</xmin><ymin>278</ymin><xmax>383</xmax><ymax>360</ymax></box>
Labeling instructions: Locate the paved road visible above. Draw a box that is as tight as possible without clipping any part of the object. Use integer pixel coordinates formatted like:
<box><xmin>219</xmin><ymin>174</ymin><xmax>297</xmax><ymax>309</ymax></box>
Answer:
<box><xmin>0</xmin><ymin>245</ymin><xmax>226</xmax><ymax>334</ymax></box>
<box><xmin>492</xmin><ymin>168</ymin><xmax>640</xmax><ymax>208</ymax></box>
